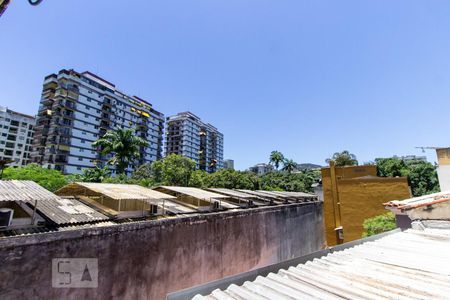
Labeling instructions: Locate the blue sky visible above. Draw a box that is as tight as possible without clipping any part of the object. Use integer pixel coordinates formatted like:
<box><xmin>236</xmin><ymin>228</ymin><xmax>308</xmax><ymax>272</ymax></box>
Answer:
<box><xmin>1</xmin><ymin>0</ymin><xmax>450</xmax><ymax>170</ymax></box>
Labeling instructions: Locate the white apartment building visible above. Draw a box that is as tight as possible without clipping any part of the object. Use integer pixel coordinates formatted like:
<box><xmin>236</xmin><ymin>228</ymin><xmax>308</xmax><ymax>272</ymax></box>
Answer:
<box><xmin>165</xmin><ymin>112</ymin><xmax>224</xmax><ymax>173</ymax></box>
<box><xmin>0</xmin><ymin>106</ymin><xmax>35</xmax><ymax>166</ymax></box>
<box><xmin>32</xmin><ymin>69</ymin><xmax>164</xmax><ymax>175</ymax></box>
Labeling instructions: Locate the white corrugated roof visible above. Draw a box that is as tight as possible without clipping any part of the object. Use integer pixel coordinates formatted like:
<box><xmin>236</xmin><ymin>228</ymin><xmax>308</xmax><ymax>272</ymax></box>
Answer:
<box><xmin>0</xmin><ymin>180</ymin><xmax>60</xmax><ymax>202</ymax></box>
<box><xmin>193</xmin><ymin>227</ymin><xmax>450</xmax><ymax>300</ymax></box>
<box><xmin>157</xmin><ymin>186</ymin><xmax>230</xmax><ymax>200</ymax></box>
<box><xmin>384</xmin><ymin>190</ymin><xmax>450</xmax><ymax>211</ymax></box>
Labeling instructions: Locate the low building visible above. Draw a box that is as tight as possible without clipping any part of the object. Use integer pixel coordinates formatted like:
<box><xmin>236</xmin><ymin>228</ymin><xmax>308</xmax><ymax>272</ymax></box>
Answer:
<box><xmin>392</xmin><ymin>154</ymin><xmax>427</xmax><ymax>162</ymax></box>
<box><xmin>223</xmin><ymin>159</ymin><xmax>234</xmax><ymax>170</ymax></box>
<box><xmin>0</xmin><ymin>106</ymin><xmax>35</xmax><ymax>167</ymax></box>
<box><xmin>249</xmin><ymin>163</ymin><xmax>273</xmax><ymax>175</ymax></box>
<box><xmin>55</xmin><ymin>182</ymin><xmax>177</xmax><ymax>218</ymax></box>
<box><xmin>321</xmin><ymin>164</ymin><xmax>411</xmax><ymax>246</ymax></box>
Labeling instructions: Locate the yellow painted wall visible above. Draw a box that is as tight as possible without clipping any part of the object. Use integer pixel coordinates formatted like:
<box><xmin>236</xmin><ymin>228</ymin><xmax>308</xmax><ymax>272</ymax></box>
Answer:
<box><xmin>322</xmin><ymin>166</ymin><xmax>411</xmax><ymax>246</ymax></box>
<box><xmin>436</xmin><ymin>148</ymin><xmax>450</xmax><ymax>166</ymax></box>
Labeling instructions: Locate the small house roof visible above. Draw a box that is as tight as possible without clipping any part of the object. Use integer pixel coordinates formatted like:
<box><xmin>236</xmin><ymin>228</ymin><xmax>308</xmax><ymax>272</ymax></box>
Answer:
<box><xmin>0</xmin><ymin>180</ymin><xmax>60</xmax><ymax>202</ymax></box>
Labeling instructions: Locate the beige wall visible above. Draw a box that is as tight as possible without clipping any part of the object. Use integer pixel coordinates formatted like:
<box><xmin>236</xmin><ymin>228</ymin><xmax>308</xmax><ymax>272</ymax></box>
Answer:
<box><xmin>322</xmin><ymin>165</ymin><xmax>411</xmax><ymax>246</ymax></box>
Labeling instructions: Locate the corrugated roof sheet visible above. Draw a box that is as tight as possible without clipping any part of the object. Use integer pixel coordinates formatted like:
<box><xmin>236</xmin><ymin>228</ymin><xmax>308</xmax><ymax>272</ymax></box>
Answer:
<box><xmin>206</xmin><ymin>188</ymin><xmax>259</xmax><ymax>199</ymax></box>
<box><xmin>157</xmin><ymin>186</ymin><xmax>231</xmax><ymax>201</ymax></box>
<box><xmin>30</xmin><ymin>198</ymin><xmax>109</xmax><ymax>225</ymax></box>
<box><xmin>384</xmin><ymin>190</ymin><xmax>450</xmax><ymax>210</ymax></box>
<box><xmin>70</xmin><ymin>182</ymin><xmax>176</xmax><ymax>201</ymax></box>
<box><xmin>0</xmin><ymin>180</ymin><xmax>60</xmax><ymax>202</ymax></box>
<box><xmin>193</xmin><ymin>227</ymin><xmax>450</xmax><ymax>300</ymax></box>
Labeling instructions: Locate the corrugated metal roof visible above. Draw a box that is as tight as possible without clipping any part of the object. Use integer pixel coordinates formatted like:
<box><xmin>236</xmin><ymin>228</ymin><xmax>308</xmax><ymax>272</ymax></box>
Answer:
<box><xmin>384</xmin><ymin>190</ymin><xmax>450</xmax><ymax>210</ymax></box>
<box><xmin>206</xmin><ymin>188</ymin><xmax>259</xmax><ymax>199</ymax></box>
<box><xmin>69</xmin><ymin>182</ymin><xmax>176</xmax><ymax>201</ymax></box>
<box><xmin>157</xmin><ymin>186</ymin><xmax>231</xmax><ymax>201</ymax></box>
<box><xmin>193</xmin><ymin>227</ymin><xmax>450</xmax><ymax>300</ymax></box>
<box><xmin>30</xmin><ymin>198</ymin><xmax>109</xmax><ymax>225</ymax></box>
<box><xmin>0</xmin><ymin>180</ymin><xmax>60</xmax><ymax>202</ymax></box>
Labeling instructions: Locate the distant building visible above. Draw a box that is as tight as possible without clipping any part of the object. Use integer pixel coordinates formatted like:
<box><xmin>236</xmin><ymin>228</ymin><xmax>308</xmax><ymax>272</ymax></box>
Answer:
<box><xmin>31</xmin><ymin>69</ymin><xmax>165</xmax><ymax>175</ymax></box>
<box><xmin>165</xmin><ymin>112</ymin><xmax>224</xmax><ymax>173</ymax></box>
<box><xmin>249</xmin><ymin>163</ymin><xmax>274</xmax><ymax>175</ymax></box>
<box><xmin>392</xmin><ymin>155</ymin><xmax>427</xmax><ymax>162</ymax></box>
<box><xmin>223</xmin><ymin>159</ymin><xmax>234</xmax><ymax>170</ymax></box>
<box><xmin>0</xmin><ymin>106</ymin><xmax>35</xmax><ymax>166</ymax></box>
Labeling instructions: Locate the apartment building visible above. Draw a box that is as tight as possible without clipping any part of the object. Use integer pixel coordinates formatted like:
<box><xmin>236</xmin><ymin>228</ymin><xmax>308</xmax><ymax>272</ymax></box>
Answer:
<box><xmin>166</xmin><ymin>112</ymin><xmax>223</xmax><ymax>173</ymax></box>
<box><xmin>223</xmin><ymin>159</ymin><xmax>234</xmax><ymax>170</ymax></box>
<box><xmin>32</xmin><ymin>69</ymin><xmax>164</xmax><ymax>175</ymax></box>
<box><xmin>0</xmin><ymin>106</ymin><xmax>35</xmax><ymax>166</ymax></box>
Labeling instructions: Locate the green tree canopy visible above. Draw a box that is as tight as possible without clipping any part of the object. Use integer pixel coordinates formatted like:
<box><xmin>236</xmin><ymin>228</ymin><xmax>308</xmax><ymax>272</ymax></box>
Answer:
<box><xmin>269</xmin><ymin>151</ymin><xmax>284</xmax><ymax>170</ymax></box>
<box><xmin>206</xmin><ymin>169</ymin><xmax>259</xmax><ymax>190</ymax></box>
<box><xmin>80</xmin><ymin>166</ymin><xmax>111</xmax><ymax>183</ymax></box>
<box><xmin>375</xmin><ymin>157</ymin><xmax>439</xmax><ymax>197</ymax></box>
<box><xmin>92</xmin><ymin>129</ymin><xmax>148</xmax><ymax>175</ymax></box>
<box><xmin>2</xmin><ymin>164</ymin><xmax>68</xmax><ymax>192</ymax></box>
<box><xmin>260</xmin><ymin>171</ymin><xmax>314</xmax><ymax>192</ymax></box>
<box><xmin>282</xmin><ymin>159</ymin><xmax>297</xmax><ymax>173</ymax></box>
<box><xmin>326</xmin><ymin>150</ymin><xmax>358</xmax><ymax>166</ymax></box>
<box><xmin>154</xmin><ymin>154</ymin><xmax>197</xmax><ymax>186</ymax></box>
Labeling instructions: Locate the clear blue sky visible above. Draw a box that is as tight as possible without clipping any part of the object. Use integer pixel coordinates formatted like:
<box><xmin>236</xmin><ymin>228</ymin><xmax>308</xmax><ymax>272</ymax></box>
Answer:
<box><xmin>1</xmin><ymin>0</ymin><xmax>450</xmax><ymax>170</ymax></box>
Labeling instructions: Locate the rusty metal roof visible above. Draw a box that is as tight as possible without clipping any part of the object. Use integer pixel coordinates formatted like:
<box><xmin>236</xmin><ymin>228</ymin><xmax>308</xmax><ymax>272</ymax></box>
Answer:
<box><xmin>0</xmin><ymin>180</ymin><xmax>60</xmax><ymax>202</ymax></box>
<box><xmin>384</xmin><ymin>190</ymin><xmax>450</xmax><ymax>211</ymax></box>
<box><xmin>193</xmin><ymin>226</ymin><xmax>450</xmax><ymax>300</ymax></box>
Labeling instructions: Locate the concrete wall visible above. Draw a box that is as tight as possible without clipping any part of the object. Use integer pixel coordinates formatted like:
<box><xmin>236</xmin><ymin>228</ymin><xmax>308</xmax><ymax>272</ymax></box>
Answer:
<box><xmin>0</xmin><ymin>202</ymin><xmax>324</xmax><ymax>300</ymax></box>
<box><xmin>322</xmin><ymin>165</ymin><xmax>411</xmax><ymax>246</ymax></box>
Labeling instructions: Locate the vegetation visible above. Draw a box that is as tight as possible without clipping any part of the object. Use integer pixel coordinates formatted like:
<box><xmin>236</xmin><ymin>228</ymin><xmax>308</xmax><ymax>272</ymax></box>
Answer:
<box><xmin>80</xmin><ymin>166</ymin><xmax>111</xmax><ymax>183</ymax></box>
<box><xmin>269</xmin><ymin>151</ymin><xmax>284</xmax><ymax>170</ymax></box>
<box><xmin>362</xmin><ymin>212</ymin><xmax>397</xmax><ymax>237</ymax></box>
<box><xmin>2</xmin><ymin>164</ymin><xmax>68</xmax><ymax>192</ymax></box>
<box><xmin>375</xmin><ymin>157</ymin><xmax>439</xmax><ymax>197</ymax></box>
<box><xmin>92</xmin><ymin>129</ymin><xmax>148</xmax><ymax>175</ymax></box>
<box><xmin>326</xmin><ymin>150</ymin><xmax>358</xmax><ymax>166</ymax></box>
<box><xmin>282</xmin><ymin>159</ymin><xmax>297</xmax><ymax>174</ymax></box>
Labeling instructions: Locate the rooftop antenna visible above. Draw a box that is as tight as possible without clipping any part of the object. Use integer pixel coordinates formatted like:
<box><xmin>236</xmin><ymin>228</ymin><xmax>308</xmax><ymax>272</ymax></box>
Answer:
<box><xmin>415</xmin><ymin>146</ymin><xmax>444</xmax><ymax>153</ymax></box>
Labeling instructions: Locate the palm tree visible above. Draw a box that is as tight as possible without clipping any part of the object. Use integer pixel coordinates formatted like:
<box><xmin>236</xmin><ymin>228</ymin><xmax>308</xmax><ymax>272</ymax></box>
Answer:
<box><xmin>269</xmin><ymin>151</ymin><xmax>284</xmax><ymax>170</ymax></box>
<box><xmin>282</xmin><ymin>159</ymin><xmax>297</xmax><ymax>174</ymax></box>
<box><xmin>92</xmin><ymin>129</ymin><xmax>148</xmax><ymax>175</ymax></box>
<box><xmin>326</xmin><ymin>150</ymin><xmax>358</xmax><ymax>167</ymax></box>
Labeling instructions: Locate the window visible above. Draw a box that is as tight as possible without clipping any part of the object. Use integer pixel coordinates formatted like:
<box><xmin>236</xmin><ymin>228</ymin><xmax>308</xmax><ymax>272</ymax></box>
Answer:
<box><xmin>78</xmin><ymin>157</ymin><xmax>83</xmax><ymax>161</ymax></box>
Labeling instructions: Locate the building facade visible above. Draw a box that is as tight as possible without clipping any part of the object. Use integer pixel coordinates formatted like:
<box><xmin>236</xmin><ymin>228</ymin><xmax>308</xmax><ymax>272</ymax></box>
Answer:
<box><xmin>249</xmin><ymin>163</ymin><xmax>273</xmax><ymax>175</ymax></box>
<box><xmin>32</xmin><ymin>69</ymin><xmax>164</xmax><ymax>175</ymax></box>
<box><xmin>165</xmin><ymin>112</ymin><xmax>223</xmax><ymax>173</ymax></box>
<box><xmin>0</xmin><ymin>106</ymin><xmax>35</xmax><ymax>167</ymax></box>
<box><xmin>223</xmin><ymin>159</ymin><xmax>234</xmax><ymax>170</ymax></box>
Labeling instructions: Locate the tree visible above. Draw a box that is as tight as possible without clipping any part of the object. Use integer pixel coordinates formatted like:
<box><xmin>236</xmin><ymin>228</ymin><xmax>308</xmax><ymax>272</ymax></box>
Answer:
<box><xmin>92</xmin><ymin>129</ymin><xmax>148</xmax><ymax>175</ymax></box>
<box><xmin>189</xmin><ymin>170</ymin><xmax>210</xmax><ymax>188</ymax></box>
<box><xmin>156</xmin><ymin>154</ymin><xmax>196</xmax><ymax>186</ymax></box>
<box><xmin>269</xmin><ymin>151</ymin><xmax>284</xmax><ymax>170</ymax></box>
<box><xmin>207</xmin><ymin>169</ymin><xmax>258</xmax><ymax>189</ymax></box>
<box><xmin>362</xmin><ymin>212</ymin><xmax>397</xmax><ymax>237</ymax></box>
<box><xmin>376</xmin><ymin>157</ymin><xmax>439</xmax><ymax>197</ymax></box>
<box><xmin>80</xmin><ymin>166</ymin><xmax>111</xmax><ymax>183</ymax></box>
<box><xmin>326</xmin><ymin>150</ymin><xmax>358</xmax><ymax>166</ymax></box>
<box><xmin>260</xmin><ymin>171</ymin><xmax>314</xmax><ymax>192</ymax></box>
<box><xmin>2</xmin><ymin>164</ymin><xmax>68</xmax><ymax>192</ymax></box>
<box><xmin>282</xmin><ymin>159</ymin><xmax>297</xmax><ymax>173</ymax></box>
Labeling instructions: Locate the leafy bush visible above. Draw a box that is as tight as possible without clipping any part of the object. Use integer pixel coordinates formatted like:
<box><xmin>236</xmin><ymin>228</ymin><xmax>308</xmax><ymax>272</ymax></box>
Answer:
<box><xmin>3</xmin><ymin>164</ymin><xmax>68</xmax><ymax>192</ymax></box>
<box><xmin>362</xmin><ymin>212</ymin><xmax>397</xmax><ymax>237</ymax></box>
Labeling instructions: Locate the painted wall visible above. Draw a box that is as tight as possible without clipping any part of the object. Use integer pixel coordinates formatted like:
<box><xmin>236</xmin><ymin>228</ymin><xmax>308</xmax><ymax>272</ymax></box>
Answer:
<box><xmin>0</xmin><ymin>203</ymin><xmax>324</xmax><ymax>300</ymax></box>
<box><xmin>322</xmin><ymin>165</ymin><xmax>411</xmax><ymax>246</ymax></box>
<box><xmin>436</xmin><ymin>148</ymin><xmax>450</xmax><ymax>191</ymax></box>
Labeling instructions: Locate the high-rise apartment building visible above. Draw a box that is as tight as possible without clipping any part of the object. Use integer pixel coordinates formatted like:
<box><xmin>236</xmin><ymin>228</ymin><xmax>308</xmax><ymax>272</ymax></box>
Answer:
<box><xmin>166</xmin><ymin>112</ymin><xmax>223</xmax><ymax>173</ymax></box>
<box><xmin>0</xmin><ymin>106</ymin><xmax>35</xmax><ymax>166</ymax></box>
<box><xmin>32</xmin><ymin>69</ymin><xmax>164</xmax><ymax>175</ymax></box>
